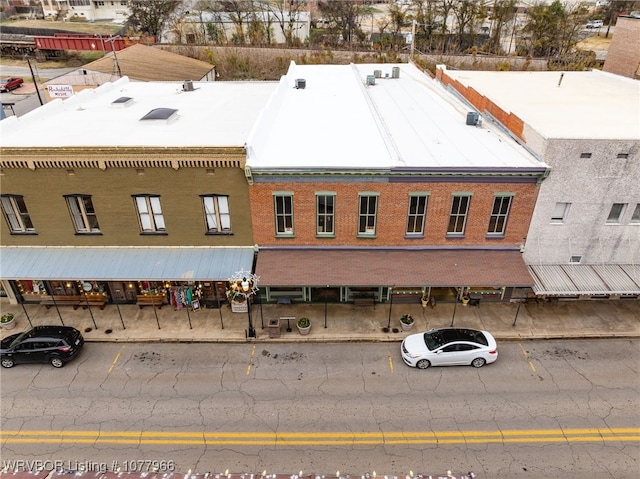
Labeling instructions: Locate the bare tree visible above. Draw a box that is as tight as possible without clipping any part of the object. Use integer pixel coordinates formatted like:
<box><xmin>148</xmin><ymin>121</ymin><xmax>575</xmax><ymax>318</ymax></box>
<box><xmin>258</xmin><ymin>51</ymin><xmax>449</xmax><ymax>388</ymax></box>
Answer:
<box><xmin>269</xmin><ymin>0</ymin><xmax>306</xmax><ymax>46</ymax></box>
<box><xmin>127</xmin><ymin>0</ymin><xmax>182</xmax><ymax>38</ymax></box>
<box><xmin>317</xmin><ymin>0</ymin><xmax>370</xmax><ymax>45</ymax></box>
<box><xmin>486</xmin><ymin>0</ymin><xmax>516</xmax><ymax>54</ymax></box>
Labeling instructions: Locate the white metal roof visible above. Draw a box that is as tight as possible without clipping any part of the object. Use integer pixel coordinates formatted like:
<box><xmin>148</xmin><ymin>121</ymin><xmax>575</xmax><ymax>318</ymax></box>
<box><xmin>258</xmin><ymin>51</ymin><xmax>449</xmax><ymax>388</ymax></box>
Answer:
<box><xmin>0</xmin><ymin>77</ymin><xmax>278</xmax><ymax>148</ymax></box>
<box><xmin>528</xmin><ymin>264</ymin><xmax>640</xmax><ymax>295</ymax></box>
<box><xmin>441</xmin><ymin>69</ymin><xmax>640</xmax><ymax>140</ymax></box>
<box><xmin>246</xmin><ymin>62</ymin><xmax>545</xmax><ymax>170</ymax></box>
<box><xmin>0</xmin><ymin>246</ymin><xmax>255</xmax><ymax>281</ymax></box>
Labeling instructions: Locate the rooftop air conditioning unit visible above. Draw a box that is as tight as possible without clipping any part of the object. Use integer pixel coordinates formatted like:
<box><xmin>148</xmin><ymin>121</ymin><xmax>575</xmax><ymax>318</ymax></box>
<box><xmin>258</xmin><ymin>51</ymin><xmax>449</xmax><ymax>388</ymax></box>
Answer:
<box><xmin>392</xmin><ymin>66</ymin><xmax>400</xmax><ymax>78</ymax></box>
<box><xmin>466</xmin><ymin>111</ymin><xmax>480</xmax><ymax>125</ymax></box>
<box><xmin>183</xmin><ymin>80</ymin><xmax>194</xmax><ymax>91</ymax></box>
<box><xmin>295</xmin><ymin>78</ymin><xmax>306</xmax><ymax>89</ymax></box>
<box><xmin>374</xmin><ymin>70</ymin><xmax>382</xmax><ymax>78</ymax></box>
<box><xmin>366</xmin><ymin>75</ymin><xmax>375</xmax><ymax>86</ymax></box>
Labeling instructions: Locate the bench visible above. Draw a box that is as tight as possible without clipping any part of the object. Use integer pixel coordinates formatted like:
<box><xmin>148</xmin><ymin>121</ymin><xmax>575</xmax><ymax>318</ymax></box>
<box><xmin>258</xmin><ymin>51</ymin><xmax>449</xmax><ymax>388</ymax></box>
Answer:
<box><xmin>353</xmin><ymin>295</ymin><xmax>375</xmax><ymax>308</ymax></box>
<box><xmin>79</xmin><ymin>296</ymin><xmax>107</xmax><ymax>310</ymax></box>
<box><xmin>40</xmin><ymin>295</ymin><xmax>82</xmax><ymax>310</ymax></box>
<box><xmin>136</xmin><ymin>294</ymin><xmax>166</xmax><ymax>309</ymax></box>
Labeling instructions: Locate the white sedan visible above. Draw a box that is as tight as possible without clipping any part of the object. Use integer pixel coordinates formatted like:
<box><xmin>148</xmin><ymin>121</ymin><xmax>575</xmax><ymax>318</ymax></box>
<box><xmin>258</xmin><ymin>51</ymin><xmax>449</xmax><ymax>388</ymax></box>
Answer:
<box><xmin>401</xmin><ymin>327</ymin><xmax>498</xmax><ymax>369</ymax></box>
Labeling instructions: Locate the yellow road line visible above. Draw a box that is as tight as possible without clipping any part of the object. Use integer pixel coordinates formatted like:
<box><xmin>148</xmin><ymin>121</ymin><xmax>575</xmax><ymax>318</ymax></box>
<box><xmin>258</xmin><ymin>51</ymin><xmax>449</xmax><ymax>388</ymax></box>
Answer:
<box><xmin>246</xmin><ymin>344</ymin><xmax>255</xmax><ymax>375</ymax></box>
<box><xmin>519</xmin><ymin>342</ymin><xmax>536</xmax><ymax>372</ymax></box>
<box><xmin>108</xmin><ymin>345</ymin><xmax>124</xmax><ymax>374</ymax></box>
<box><xmin>387</xmin><ymin>351</ymin><xmax>394</xmax><ymax>373</ymax></box>
<box><xmin>2</xmin><ymin>428</ymin><xmax>638</xmax><ymax>446</ymax></box>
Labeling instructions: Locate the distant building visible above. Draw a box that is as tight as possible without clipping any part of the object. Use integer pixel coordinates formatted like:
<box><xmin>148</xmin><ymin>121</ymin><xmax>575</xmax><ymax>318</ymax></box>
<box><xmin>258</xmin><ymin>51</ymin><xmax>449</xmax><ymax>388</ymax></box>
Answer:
<box><xmin>38</xmin><ymin>0</ymin><xmax>129</xmax><ymax>22</ymax></box>
<box><xmin>603</xmin><ymin>14</ymin><xmax>640</xmax><ymax>79</ymax></box>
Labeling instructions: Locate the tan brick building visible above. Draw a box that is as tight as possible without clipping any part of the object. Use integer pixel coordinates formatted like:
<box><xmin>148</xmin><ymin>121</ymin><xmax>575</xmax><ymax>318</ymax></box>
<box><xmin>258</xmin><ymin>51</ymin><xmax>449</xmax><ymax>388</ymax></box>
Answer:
<box><xmin>603</xmin><ymin>15</ymin><xmax>640</xmax><ymax>80</ymax></box>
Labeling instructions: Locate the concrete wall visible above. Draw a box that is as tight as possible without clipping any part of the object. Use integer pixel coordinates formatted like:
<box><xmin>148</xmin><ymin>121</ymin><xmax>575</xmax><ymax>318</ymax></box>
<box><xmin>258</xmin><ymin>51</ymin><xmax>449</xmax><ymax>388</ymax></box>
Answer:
<box><xmin>523</xmin><ymin>138</ymin><xmax>640</xmax><ymax>264</ymax></box>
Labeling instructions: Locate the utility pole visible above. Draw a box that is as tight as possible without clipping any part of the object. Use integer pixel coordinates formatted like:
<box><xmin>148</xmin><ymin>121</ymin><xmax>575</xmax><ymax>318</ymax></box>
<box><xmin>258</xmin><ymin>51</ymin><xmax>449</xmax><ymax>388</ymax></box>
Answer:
<box><xmin>26</xmin><ymin>57</ymin><xmax>43</xmax><ymax>106</ymax></box>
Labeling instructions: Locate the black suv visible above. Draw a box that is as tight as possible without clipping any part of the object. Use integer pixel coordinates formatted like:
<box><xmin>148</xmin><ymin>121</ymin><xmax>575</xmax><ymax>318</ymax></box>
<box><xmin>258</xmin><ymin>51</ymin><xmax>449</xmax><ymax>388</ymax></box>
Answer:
<box><xmin>1</xmin><ymin>326</ymin><xmax>84</xmax><ymax>368</ymax></box>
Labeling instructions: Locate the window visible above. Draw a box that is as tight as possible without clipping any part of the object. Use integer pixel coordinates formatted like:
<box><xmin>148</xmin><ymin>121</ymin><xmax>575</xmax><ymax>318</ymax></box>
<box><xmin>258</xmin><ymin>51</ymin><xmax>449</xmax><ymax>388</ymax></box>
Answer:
<box><xmin>133</xmin><ymin>195</ymin><xmax>166</xmax><ymax>233</ymax></box>
<box><xmin>447</xmin><ymin>194</ymin><xmax>470</xmax><ymax>235</ymax></box>
<box><xmin>488</xmin><ymin>195</ymin><xmax>512</xmax><ymax>236</ymax></box>
<box><xmin>551</xmin><ymin>202</ymin><xmax>570</xmax><ymax>223</ymax></box>
<box><xmin>570</xmin><ymin>255</ymin><xmax>582</xmax><ymax>263</ymax></box>
<box><xmin>65</xmin><ymin>195</ymin><xmax>100</xmax><ymax>233</ymax></box>
<box><xmin>316</xmin><ymin>193</ymin><xmax>335</xmax><ymax>235</ymax></box>
<box><xmin>631</xmin><ymin>204</ymin><xmax>640</xmax><ymax>224</ymax></box>
<box><xmin>580</xmin><ymin>153</ymin><xmax>592</xmax><ymax>159</ymax></box>
<box><xmin>358</xmin><ymin>194</ymin><xmax>378</xmax><ymax>235</ymax></box>
<box><xmin>0</xmin><ymin>195</ymin><xmax>35</xmax><ymax>233</ymax></box>
<box><xmin>617</xmin><ymin>153</ymin><xmax>629</xmax><ymax>159</ymax></box>
<box><xmin>606</xmin><ymin>203</ymin><xmax>626</xmax><ymax>224</ymax></box>
<box><xmin>274</xmin><ymin>193</ymin><xmax>293</xmax><ymax>235</ymax></box>
<box><xmin>406</xmin><ymin>194</ymin><xmax>428</xmax><ymax>235</ymax></box>
<box><xmin>201</xmin><ymin>195</ymin><xmax>231</xmax><ymax>234</ymax></box>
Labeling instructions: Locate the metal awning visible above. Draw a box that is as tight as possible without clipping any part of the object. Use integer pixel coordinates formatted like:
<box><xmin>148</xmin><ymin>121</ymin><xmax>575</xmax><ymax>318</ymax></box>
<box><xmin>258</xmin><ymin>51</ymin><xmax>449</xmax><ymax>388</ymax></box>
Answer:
<box><xmin>0</xmin><ymin>246</ymin><xmax>255</xmax><ymax>281</ymax></box>
<box><xmin>528</xmin><ymin>264</ymin><xmax>640</xmax><ymax>296</ymax></box>
<box><xmin>255</xmin><ymin>248</ymin><xmax>533</xmax><ymax>287</ymax></box>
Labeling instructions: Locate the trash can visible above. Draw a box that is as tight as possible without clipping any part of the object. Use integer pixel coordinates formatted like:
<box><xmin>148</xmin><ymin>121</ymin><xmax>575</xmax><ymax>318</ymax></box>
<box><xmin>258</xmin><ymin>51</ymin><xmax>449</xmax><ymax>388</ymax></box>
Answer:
<box><xmin>268</xmin><ymin>318</ymin><xmax>281</xmax><ymax>338</ymax></box>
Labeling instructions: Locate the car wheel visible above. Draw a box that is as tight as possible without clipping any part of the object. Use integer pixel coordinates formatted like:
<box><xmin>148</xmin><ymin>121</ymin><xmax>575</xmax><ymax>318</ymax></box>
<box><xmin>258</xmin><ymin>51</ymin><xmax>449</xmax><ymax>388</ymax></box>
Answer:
<box><xmin>50</xmin><ymin>357</ymin><xmax>64</xmax><ymax>368</ymax></box>
<box><xmin>416</xmin><ymin>359</ymin><xmax>431</xmax><ymax>369</ymax></box>
<box><xmin>471</xmin><ymin>357</ymin><xmax>486</xmax><ymax>368</ymax></box>
<box><xmin>1</xmin><ymin>358</ymin><xmax>15</xmax><ymax>368</ymax></box>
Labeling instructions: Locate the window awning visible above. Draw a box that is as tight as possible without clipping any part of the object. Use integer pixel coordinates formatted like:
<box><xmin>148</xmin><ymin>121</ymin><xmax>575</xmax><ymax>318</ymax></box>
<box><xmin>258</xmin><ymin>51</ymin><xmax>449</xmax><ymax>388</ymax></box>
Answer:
<box><xmin>255</xmin><ymin>248</ymin><xmax>533</xmax><ymax>287</ymax></box>
<box><xmin>0</xmin><ymin>246</ymin><xmax>255</xmax><ymax>281</ymax></box>
<box><xmin>528</xmin><ymin>264</ymin><xmax>640</xmax><ymax>296</ymax></box>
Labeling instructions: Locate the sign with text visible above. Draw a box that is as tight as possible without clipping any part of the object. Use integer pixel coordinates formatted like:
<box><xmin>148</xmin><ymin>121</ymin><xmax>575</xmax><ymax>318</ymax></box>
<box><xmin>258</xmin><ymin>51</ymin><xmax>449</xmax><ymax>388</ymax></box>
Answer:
<box><xmin>47</xmin><ymin>85</ymin><xmax>74</xmax><ymax>98</ymax></box>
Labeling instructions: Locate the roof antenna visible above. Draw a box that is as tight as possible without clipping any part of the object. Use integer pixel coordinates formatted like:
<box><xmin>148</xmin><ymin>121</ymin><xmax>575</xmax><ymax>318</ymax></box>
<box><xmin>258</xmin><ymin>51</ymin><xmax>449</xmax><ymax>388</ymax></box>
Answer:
<box><xmin>557</xmin><ymin>72</ymin><xmax>564</xmax><ymax>87</ymax></box>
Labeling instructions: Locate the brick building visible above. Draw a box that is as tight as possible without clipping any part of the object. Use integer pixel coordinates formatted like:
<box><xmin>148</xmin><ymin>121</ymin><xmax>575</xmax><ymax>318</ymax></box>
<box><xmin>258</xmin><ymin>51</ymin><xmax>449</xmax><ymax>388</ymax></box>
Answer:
<box><xmin>603</xmin><ymin>14</ymin><xmax>640</xmax><ymax>80</ymax></box>
<box><xmin>247</xmin><ymin>62</ymin><xmax>549</xmax><ymax>305</ymax></box>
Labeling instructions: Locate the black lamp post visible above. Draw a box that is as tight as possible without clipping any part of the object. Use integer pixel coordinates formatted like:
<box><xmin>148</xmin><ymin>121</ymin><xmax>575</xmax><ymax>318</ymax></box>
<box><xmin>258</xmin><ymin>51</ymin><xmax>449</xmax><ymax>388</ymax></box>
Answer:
<box><xmin>229</xmin><ymin>270</ymin><xmax>260</xmax><ymax>339</ymax></box>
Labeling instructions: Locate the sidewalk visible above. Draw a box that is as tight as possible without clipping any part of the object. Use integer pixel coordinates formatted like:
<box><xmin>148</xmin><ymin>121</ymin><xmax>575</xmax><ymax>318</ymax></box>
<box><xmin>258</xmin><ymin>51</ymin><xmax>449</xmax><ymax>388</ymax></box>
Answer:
<box><xmin>1</xmin><ymin>298</ymin><xmax>638</xmax><ymax>343</ymax></box>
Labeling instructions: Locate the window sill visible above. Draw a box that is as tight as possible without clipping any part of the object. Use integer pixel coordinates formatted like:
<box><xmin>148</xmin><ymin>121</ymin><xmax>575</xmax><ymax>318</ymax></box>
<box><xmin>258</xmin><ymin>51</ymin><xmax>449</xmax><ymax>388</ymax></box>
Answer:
<box><xmin>275</xmin><ymin>234</ymin><xmax>295</xmax><ymax>238</ymax></box>
<box><xmin>74</xmin><ymin>232</ymin><xmax>103</xmax><ymax>236</ymax></box>
<box><xmin>9</xmin><ymin>231</ymin><xmax>38</xmax><ymax>235</ymax></box>
<box><xmin>140</xmin><ymin>231</ymin><xmax>168</xmax><ymax>236</ymax></box>
<box><xmin>404</xmin><ymin>234</ymin><xmax>424</xmax><ymax>239</ymax></box>
<box><xmin>205</xmin><ymin>231</ymin><xmax>234</xmax><ymax>236</ymax></box>
<box><xmin>485</xmin><ymin>234</ymin><xmax>505</xmax><ymax>240</ymax></box>
<box><xmin>316</xmin><ymin>234</ymin><xmax>335</xmax><ymax>239</ymax></box>
<box><xmin>357</xmin><ymin>234</ymin><xmax>377</xmax><ymax>239</ymax></box>
<box><xmin>445</xmin><ymin>233</ymin><xmax>465</xmax><ymax>239</ymax></box>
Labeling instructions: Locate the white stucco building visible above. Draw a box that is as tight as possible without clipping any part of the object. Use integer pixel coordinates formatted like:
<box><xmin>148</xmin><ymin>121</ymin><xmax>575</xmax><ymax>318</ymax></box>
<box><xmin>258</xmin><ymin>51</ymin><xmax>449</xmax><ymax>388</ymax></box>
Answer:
<box><xmin>438</xmin><ymin>67</ymin><xmax>640</xmax><ymax>298</ymax></box>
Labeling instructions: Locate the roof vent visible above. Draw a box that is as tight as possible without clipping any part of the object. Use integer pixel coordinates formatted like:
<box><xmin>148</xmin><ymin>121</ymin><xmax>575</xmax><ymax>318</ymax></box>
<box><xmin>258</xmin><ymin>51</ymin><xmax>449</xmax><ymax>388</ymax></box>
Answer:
<box><xmin>392</xmin><ymin>66</ymin><xmax>400</xmax><ymax>78</ymax></box>
<box><xmin>366</xmin><ymin>75</ymin><xmax>375</xmax><ymax>86</ymax></box>
<box><xmin>140</xmin><ymin>108</ymin><xmax>179</xmax><ymax>124</ymax></box>
<box><xmin>295</xmin><ymin>78</ymin><xmax>306</xmax><ymax>89</ymax></box>
<box><xmin>183</xmin><ymin>80</ymin><xmax>194</xmax><ymax>91</ymax></box>
<box><xmin>466</xmin><ymin>111</ymin><xmax>480</xmax><ymax>126</ymax></box>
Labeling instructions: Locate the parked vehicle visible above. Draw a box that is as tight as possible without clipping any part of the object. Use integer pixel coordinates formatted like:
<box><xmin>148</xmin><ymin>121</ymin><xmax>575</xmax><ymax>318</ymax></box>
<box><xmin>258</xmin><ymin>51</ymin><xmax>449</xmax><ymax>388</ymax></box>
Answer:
<box><xmin>0</xmin><ymin>77</ymin><xmax>24</xmax><ymax>92</ymax></box>
<box><xmin>0</xmin><ymin>326</ymin><xmax>84</xmax><ymax>368</ymax></box>
<box><xmin>401</xmin><ymin>327</ymin><xmax>497</xmax><ymax>369</ymax></box>
<box><xmin>586</xmin><ymin>20</ymin><xmax>604</xmax><ymax>29</ymax></box>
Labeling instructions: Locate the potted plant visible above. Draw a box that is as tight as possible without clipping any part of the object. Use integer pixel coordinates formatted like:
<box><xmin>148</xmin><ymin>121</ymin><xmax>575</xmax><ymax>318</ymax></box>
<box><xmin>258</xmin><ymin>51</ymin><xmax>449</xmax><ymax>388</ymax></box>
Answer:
<box><xmin>400</xmin><ymin>314</ymin><xmax>414</xmax><ymax>331</ymax></box>
<box><xmin>1</xmin><ymin>312</ymin><xmax>16</xmax><ymax>330</ymax></box>
<box><xmin>297</xmin><ymin>317</ymin><xmax>311</xmax><ymax>335</ymax></box>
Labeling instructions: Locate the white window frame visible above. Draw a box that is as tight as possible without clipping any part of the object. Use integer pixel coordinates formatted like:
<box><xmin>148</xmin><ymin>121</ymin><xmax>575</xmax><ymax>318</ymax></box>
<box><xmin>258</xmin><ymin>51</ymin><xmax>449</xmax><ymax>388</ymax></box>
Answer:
<box><xmin>487</xmin><ymin>194</ymin><xmax>513</xmax><ymax>236</ymax></box>
<box><xmin>274</xmin><ymin>193</ymin><xmax>294</xmax><ymax>236</ymax></box>
<box><xmin>358</xmin><ymin>193</ymin><xmax>378</xmax><ymax>236</ymax></box>
<box><xmin>65</xmin><ymin>195</ymin><xmax>100</xmax><ymax>233</ymax></box>
<box><xmin>0</xmin><ymin>195</ymin><xmax>35</xmax><ymax>233</ymax></box>
<box><xmin>606</xmin><ymin>203</ymin><xmax>626</xmax><ymax>224</ymax></box>
<box><xmin>406</xmin><ymin>193</ymin><xmax>428</xmax><ymax>236</ymax></box>
<box><xmin>551</xmin><ymin>202</ymin><xmax>570</xmax><ymax>224</ymax></box>
<box><xmin>631</xmin><ymin>204</ymin><xmax>640</xmax><ymax>224</ymax></box>
<box><xmin>202</xmin><ymin>195</ymin><xmax>231</xmax><ymax>234</ymax></box>
<box><xmin>316</xmin><ymin>192</ymin><xmax>335</xmax><ymax>236</ymax></box>
<box><xmin>447</xmin><ymin>194</ymin><xmax>471</xmax><ymax>235</ymax></box>
<box><xmin>133</xmin><ymin>195</ymin><xmax>166</xmax><ymax>233</ymax></box>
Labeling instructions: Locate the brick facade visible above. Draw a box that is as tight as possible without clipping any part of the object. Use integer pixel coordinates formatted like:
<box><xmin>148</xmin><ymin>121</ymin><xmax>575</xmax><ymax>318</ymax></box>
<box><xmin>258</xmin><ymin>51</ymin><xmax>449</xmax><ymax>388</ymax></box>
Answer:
<box><xmin>603</xmin><ymin>16</ymin><xmax>640</xmax><ymax>79</ymax></box>
<box><xmin>250</xmin><ymin>179</ymin><xmax>538</xmax><ymax>248</ymax></box>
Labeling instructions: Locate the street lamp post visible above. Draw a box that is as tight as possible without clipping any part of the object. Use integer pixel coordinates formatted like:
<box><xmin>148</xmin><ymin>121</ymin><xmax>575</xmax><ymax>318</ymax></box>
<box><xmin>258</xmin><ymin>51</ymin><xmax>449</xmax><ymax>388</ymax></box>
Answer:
<box><xmin>228</xmin><ymin>270</ymin><xmax>260</xmax><ymax>339</ymax></box>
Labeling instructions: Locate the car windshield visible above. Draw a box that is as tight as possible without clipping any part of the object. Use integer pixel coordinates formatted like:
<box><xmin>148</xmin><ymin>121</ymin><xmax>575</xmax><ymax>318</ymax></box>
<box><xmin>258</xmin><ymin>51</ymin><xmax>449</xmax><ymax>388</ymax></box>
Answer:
<box><xmin>423</xmin><ymin>330</ymin><xmax>446</xmax><ymax>350</ymax></box>
<box><xmin>9</xmin><ymin>328</ymin><xmax>34</xmax><ymax>348</ymax></box>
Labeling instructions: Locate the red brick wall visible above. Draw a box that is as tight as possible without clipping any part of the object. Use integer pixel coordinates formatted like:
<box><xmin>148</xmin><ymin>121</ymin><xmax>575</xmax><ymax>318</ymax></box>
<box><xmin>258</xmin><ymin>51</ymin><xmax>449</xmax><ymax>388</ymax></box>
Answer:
<box><xmin>437</xmin><ymin>67</ymin><xmax>526</xmax><ymax>142</ymax></box>
<box><xmin>250</xmin><ymin>180</ymin><xmax>538</xmax><ymax>248</ymax></box>
<box><xmin>603</xmin><ymin>16</ymin><xmax>640</xmax><ymax>79</ymax></box>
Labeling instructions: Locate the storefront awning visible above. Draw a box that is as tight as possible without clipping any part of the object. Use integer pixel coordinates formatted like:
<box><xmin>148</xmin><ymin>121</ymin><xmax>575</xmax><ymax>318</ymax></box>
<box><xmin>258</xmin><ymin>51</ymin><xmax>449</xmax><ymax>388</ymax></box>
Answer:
<box><xmin>528</xmin><ymin>264</ymin><xmax>640</xmax><ymax>296</ymax></box>
<box><xmin>255</xmin><ymin>248</ymin><xmax>533</xmax><ymax>287</ymax></box>
<box><xmin>0</xmin><ymin>246</ymin><xmax>255</xmax><ymax>281</ymax></box>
